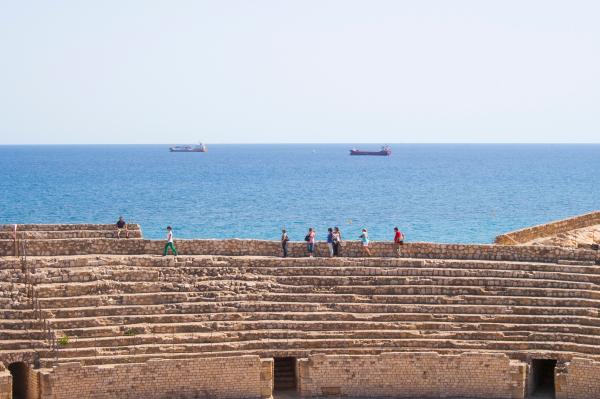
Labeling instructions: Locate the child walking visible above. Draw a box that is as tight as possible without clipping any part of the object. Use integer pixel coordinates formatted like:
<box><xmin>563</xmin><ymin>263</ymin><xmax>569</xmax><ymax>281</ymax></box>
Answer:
<box><xmin>163</xmin><ymin>226</ymin><xmax>178</xmax><ymax>256</ymax></box>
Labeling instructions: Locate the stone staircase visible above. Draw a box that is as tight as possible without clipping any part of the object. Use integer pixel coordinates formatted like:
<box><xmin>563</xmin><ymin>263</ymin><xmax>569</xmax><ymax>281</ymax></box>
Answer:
<box><xmin>1</xmin><ymin>255</ymin><xmax>599</xmax><ymax>369</ymax></box>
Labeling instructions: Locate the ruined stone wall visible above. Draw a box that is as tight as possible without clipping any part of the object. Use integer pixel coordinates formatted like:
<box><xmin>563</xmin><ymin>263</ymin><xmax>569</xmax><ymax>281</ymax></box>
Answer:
<box><xmin>495</xmin><ymin>211</ymin><xmax>600</xmax><ymax>245</ymax></box>
<box><xmin>0</xmin><ymin>238</ymin><xmax>597</xmax><ymax>263</ymax></box>
<box><xmin>0</xmin><ymin>224</ymin><xmax>142</xmax><ymax>232</ymax></box>
<box><xmin>556</xmin><ymin>357</ymin><xmax>600</xmax><ymax>399</ymax></box>
<box><xmin>0</xmin><ymin>365</ymin><xmax>10</xmax><ymax>399</ymax></box>
<box><xmin>21</xmin><ymin>364</ymin><xmax>40</xmax><ymax>399</ymax></box>
<box><xmin>38</xmin><ymin>356</ymin><xmax>270</xmax><ymax>399</ymax></box>
<box><xmin>260</xmin><ymin>358</ymin><xmax>274</xmax><ymax>398</ymax></box>
<box><xmin>0</xmin><ymin>224</ymin><xmax>143</xmax><ymax>242</ymax></box>
<box><xmin>298</xmin><ymin>352</ymin><xmax>526</xmax><ymax>399</ymax></box>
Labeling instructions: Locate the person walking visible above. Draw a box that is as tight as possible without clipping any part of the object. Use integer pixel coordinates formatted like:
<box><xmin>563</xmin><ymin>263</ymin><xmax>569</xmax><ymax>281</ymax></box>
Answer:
<box><xmin>332</xmin><ymin>227</ymin><xmax>342</xmax><ymax>257</ymax></box>
<box><xmin>359</xmin><ymin>228</ymin><xmax>372</xmax><ymax>256</ymax></box>
<box><xmin>326</xmin><ymin>228</ymin><xmax>334</xmax><ymax>257</ymax></box>
<box><xmin>163</xmin><ymin>226</ymin><xmax>178</xmax><ymax>256</ymax></box>
<box><xmin>306</xmin><ymin>227</ymin><xmax>316</xmax><ymax>257</ymax></box>
<box><xmin>281</xmin><ymin>229</ymin><xmax>289</xmax><ymax>258</ymax></box>
<box><xmin>393</xmin><ymin>227</ymin><xmax>405</xmax><ymax>257</ymax></box>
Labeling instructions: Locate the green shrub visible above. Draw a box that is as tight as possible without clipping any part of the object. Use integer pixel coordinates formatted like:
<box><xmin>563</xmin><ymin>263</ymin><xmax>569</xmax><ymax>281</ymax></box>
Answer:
<box><xmin>57</xmin><ymin>335</ymin><xmax>69</xmax><ymax>346</ymax></box>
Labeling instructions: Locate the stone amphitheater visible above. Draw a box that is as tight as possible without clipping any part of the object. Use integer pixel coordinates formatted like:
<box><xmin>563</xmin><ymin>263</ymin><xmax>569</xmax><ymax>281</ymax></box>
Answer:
<box><xmin>1</xmin><ymin>211</ymin><xmax>600</xmax><ymax>399</ymax></box>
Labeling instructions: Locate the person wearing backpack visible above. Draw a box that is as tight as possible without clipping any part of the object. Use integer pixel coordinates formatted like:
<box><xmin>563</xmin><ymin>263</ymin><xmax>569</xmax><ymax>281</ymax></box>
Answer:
<box><xmin>394</xmin><ymin>227</ymin><xmax>405</xmax><ymax>257</ymax></box>
<box><xmin>305</xmin><ymin>227</ymin><xmax>316</xmax><ymax>257</ymax></box>
<box><xmin>326</xmin><ymin>228</ymin><xmax>334</xmax><ymax>257</ymax></box>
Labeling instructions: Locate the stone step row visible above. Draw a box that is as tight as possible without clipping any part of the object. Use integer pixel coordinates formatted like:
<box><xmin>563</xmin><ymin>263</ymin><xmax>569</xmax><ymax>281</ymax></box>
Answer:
<box><xmin>28</xmin><ymin>277</ymin><xmax>600</xmax><ymax>299</ymax></box>
<box><xmin>28</xmin><ymin>290</ymin><xmax>600</xmax><ymax>313</ymax></box>
<box><xmin>32</xmin><ymin>301</ymin><xmax>598</xmax><ymax>321</ymax></box>
<box><xmin>7</xmin><ymin>265</ymin><xmax>600</xmax><ymax>286</ymax></box>
<box><xmin>25</xmin><ymin>329</ymin><xmax>600</xmax><ymax>353</ymax></box>
<box><xmin>0</xmin><ymin>339</ymin><xmax>48</xmax><ymax>350</ymax></box>
<box><xmin>34</xmin><ymin>336</ymin><xmax>600</xmax><ymax>363</ymax></box>
<box><xmin>55</xmin><ymin>320</ymin><xmax>600</xmax><ymax>339</ymax></box>
<box><xmin>5</xmin><ymin>301</ymin><xmax>598</xmax><ymax>326</ymax></box>
<box><xmin>38</xmin><ymin>346</ymin><xmax>596</xmax><ymax>368</ymax></box>
<box><xmin>29</xmin><ymin>286</ymin><xmax>600</xmax><ymax>311</ymax></box>
<box><xmin>158</xmin><ymin>266</ymin><xmax>600</xmax><ymax>284</ymax></box>
<box><xmin>9</xmin><ymin>282</ymin><xmax>597</xmax><ymax>310</ymax></box>
<box><xmin>0</xmin><ymin>329</ymin><xmax>47</xmax><ymax>340</ymax></box>
<box><xmin>2</xmin><ymin>256</ymin><xmax>597</xmax><ymax>275</ymax></box>
<box><xmin>5</xmin><ymin>311</ymin><xmax>600</xmax><ymax>331</ymax></box>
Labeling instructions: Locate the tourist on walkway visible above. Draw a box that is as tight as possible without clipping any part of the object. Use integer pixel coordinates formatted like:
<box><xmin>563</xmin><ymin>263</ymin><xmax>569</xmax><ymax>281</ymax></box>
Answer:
<box><xmin>116</xmin><ymin>216</ymin><xmax>129</xmax><ymax>239</ymax></box>
<box><xmin>393</xmin><ymin>227</ymin><xmax>404</xmax><ymax>257</ymax></box>
<box><xmin>359</xmin><ymin>228</ymin><xmax>372</xmax><ymax>256</ymax></box>
<box><xmin>281</xmin><ymin>229</ymin><xmax>289</xmax><ymax>258</ymax></box>
<box><xmin>163</xmin><ymin>226</ymin><xmax>178</xmax><ymax>256</ymax></box>
<box><xmin>332</xmin><ymin>227</ymin><xmax>342</xmax><ymax>257</ymax></box>
<box><xmin>327</xmin><ymin>228</ymin><xmax>334</xmax><ymax>257</ymax></box>
<box><xmin>305</xmin><ymin>227</ymin><xmax>316</xmax><ymax>257</ymax></box>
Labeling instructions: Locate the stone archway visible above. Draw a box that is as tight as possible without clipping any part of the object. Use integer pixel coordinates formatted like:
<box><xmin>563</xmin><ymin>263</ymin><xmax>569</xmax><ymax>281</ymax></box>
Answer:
<box><xmin>273</xmin><ymin>357</ymin><xmax>297</xmax><ymax>392</ymax></box>
<box><xmin>8</xmin><ymin>362</ymin><xmax>29</xmax><ymax>399</ymax></box>
<box><xmin>528</xmin><ymin>359</ymin><xmax>557</xmax><ymax>398</ymax></box>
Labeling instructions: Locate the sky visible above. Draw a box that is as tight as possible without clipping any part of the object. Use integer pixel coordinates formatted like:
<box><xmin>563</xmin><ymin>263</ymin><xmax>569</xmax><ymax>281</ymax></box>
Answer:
<box><xmin>0</xmin><ymin>1</ymin><xmax>598</xmax><ymax>144</ymax></box>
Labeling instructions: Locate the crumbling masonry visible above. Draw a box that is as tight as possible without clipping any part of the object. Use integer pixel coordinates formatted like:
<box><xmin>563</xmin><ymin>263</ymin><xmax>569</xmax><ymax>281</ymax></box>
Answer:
<box><xmin>1</xmin><ymin>213</ymin><xmax>600</xmax><ymax>398</ymax></box>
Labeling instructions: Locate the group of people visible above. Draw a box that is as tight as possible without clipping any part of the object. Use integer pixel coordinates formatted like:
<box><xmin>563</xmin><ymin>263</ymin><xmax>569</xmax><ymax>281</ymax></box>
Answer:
<box><xmin>282</xmin><ymin>226</ymin><xmax>405</xmax><ymax>258</ymax></box>
<box><xmin>116</xmin><ymin>217</ymin><xmax>405</xmax><ymax>258</ymax></box>
<box><xmin>115</xmin><ymin>217</ymin><xmax>177</xmax><ymax>256</ymax></box>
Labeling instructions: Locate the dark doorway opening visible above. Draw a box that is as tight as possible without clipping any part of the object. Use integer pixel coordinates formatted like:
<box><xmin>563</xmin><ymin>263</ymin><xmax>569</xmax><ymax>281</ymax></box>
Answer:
<box><xmin>8</xmin><ymin>362</ymin><xmax>29</xmax><ymax>399</ymax></box>
<box><xmin>274</xmin><ymin>357</ymin><xmax>297</xmax><ymax>391</ymax></box>
<box><xmin>529</xmin><ymin>359</ymin><xmax>557</xmax><ymax>398</ymax></box>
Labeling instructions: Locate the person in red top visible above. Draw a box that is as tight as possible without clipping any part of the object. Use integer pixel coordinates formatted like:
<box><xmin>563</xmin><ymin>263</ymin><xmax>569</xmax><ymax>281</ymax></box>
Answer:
<box><xmin>393</xmin><ymin>227</ymin><xmax>404</xmax><ymax>257</ymax></box>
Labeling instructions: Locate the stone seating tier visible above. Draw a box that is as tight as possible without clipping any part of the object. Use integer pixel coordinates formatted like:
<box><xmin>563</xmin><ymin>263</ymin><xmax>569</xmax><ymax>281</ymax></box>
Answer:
<box><xmin>0</xmin><ymin>224</ymin><xmax>142</xmax><ymax>232</ymax></box>
<box><xmin>1</xmin><ymin>238</ymin><xmax>599</xmax><ymax>262</ymax></box>
<box><xmin>1</xmin><ymin>255</ymin><xmax>600</xmax><ymax>370</ymax></box>
<box><xmin>0</xmin><ymin>224</ymin><xmax>143</xmax><ymax>243</ymax></box>
<box><xmin>0</xmin><ymin>230</ymin><xmax>143</xmax><ymax>240</ymax></box>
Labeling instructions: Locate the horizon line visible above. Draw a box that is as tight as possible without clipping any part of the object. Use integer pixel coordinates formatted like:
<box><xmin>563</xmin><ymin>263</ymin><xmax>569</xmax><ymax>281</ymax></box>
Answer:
<box><xmin>1</xmin><ymin>142</ymin><xmax>600</xmax><ymax>146</ymax></box>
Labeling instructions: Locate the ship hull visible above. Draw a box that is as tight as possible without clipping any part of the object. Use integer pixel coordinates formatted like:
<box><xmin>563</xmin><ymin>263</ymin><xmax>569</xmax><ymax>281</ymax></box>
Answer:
<box><xmin>350</xmin><ymin>150</ymin><xmax>391</xmax><ymax>156</ymax></box>
<box><xmin>169</xmin><ymin>149</ymin><xmax>207</xmax><ymax>152</ymax></box>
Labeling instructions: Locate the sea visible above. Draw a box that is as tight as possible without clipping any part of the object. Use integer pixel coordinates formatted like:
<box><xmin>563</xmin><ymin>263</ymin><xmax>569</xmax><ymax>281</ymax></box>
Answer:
<box><xmin>0</xmin><ymin>144</ymin><xmax>598</xmax><ymax>243</ymax></box>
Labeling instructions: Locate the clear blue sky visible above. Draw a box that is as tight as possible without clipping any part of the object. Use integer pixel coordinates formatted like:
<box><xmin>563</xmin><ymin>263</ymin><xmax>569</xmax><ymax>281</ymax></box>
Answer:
<box><xmin>0</xmin><ymin>1</ymin><xmax>598</xmax><ymax>144</ymax></box>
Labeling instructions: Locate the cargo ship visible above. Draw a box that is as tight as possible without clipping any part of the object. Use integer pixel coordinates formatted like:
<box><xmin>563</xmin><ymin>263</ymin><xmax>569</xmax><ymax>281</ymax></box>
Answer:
<box><xmin>169</xmin><ymin>143</ymin><xmax>208</xmax><ymax>152</ymax></box>
<box><xmin>350</xmin><ymin>145</ymin><xmax>391</xmax><ymax>156</ymax></box>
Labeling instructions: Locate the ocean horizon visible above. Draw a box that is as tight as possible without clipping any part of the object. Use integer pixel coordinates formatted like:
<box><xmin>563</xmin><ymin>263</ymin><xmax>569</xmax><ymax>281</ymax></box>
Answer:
<box><xmin>1</xmin><ymin>143</ymin><xmax>598</xmax><ymax>242</ymax></box>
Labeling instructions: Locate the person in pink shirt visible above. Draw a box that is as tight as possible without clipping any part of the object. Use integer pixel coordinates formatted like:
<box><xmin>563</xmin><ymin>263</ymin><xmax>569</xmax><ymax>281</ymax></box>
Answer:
<box><xmin>305</xmin><ymin>227</ymin><xmax>316</xmax><ymax>257</ymax></box>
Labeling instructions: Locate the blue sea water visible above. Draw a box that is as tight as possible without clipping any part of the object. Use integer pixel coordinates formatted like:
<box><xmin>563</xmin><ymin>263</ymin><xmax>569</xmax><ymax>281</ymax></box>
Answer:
<box><xmin>0</xmin><ymin>144</ymin><xmax>598</xmax><ymax>243</ymax></box>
